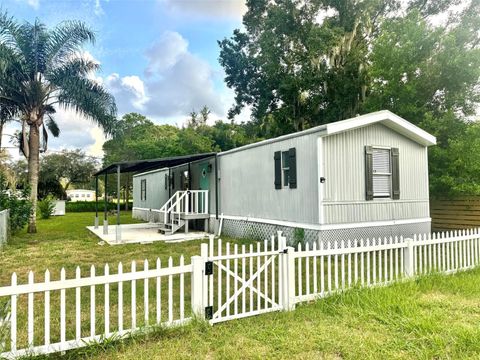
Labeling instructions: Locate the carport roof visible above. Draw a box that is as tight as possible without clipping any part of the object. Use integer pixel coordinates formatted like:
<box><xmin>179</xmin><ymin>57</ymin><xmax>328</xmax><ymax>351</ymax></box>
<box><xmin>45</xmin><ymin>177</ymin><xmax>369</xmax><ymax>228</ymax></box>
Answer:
<box><xmin>94</xmin><ymin>152</ymin><xmax>216</xmax><ymax>176</ymax></box>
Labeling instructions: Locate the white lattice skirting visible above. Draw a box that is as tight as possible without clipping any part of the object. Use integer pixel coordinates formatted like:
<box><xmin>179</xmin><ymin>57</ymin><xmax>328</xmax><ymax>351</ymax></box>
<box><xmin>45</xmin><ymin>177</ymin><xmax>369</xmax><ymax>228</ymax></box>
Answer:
<box><xmin>213</xmin><ymin>217</ymin><xmax>431</xmax><ymax>247</ymax></box>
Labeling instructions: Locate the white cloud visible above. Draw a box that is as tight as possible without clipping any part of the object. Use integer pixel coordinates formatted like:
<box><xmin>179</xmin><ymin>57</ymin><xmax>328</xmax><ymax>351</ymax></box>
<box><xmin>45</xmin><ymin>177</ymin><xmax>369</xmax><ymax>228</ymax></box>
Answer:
<box><xmin>94</xmin><ymin>0</ymin><xmax>104</xmax><ymax>16</ymax></box>
<box><xmin>102</xmin><ymin>31</ymin><xmax>226</xmax><ymax>122</ymax></box>
<box><xmin>16</xmin><ymin>0</ymin><xmax>39</xmax><ymax>9</ymax></box>
<box><xmin>105</xmin><ymin>74</ymin><xmax>149</xmax><ymax>113</ymax></box>
<box><xmin>160</xmin><ymin>0</ymin><xmax>247</xmax><ymax>19</ymax></box>
<box><xmin>145</xmin><ymin>31</ymin><xmax>189</xmax><ymax>75</ymax></box>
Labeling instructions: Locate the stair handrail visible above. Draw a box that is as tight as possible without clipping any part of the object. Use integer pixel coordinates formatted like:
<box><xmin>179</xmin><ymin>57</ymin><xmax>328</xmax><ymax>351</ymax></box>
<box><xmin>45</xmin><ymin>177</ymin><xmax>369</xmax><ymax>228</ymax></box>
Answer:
<box><xmin>160</xmin><ymin>191</ymin><xmax>185</xmax><ymax>224</ymax></box>
<box><xmin>159</xmin><ymin>190</ymin><xmax>209</xmax><ymax>228</ymax></box>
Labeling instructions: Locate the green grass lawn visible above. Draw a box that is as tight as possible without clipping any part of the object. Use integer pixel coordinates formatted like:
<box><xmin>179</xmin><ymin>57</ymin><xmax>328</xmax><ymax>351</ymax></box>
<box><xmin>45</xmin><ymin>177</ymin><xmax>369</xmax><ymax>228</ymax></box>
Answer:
<box><xmin>0</xmin><ymin>212</ymin><xmax>215</xmax><ymax>285</ymax></box>
<box><xmin>69</xmin><ymin>269</ymin><xmax>480</xmax><ymax>360</ymax></box>
<box><xmin>2</xmin><ymin>213</ymin><xmax>480</xmax><ymax>359</ymax></box>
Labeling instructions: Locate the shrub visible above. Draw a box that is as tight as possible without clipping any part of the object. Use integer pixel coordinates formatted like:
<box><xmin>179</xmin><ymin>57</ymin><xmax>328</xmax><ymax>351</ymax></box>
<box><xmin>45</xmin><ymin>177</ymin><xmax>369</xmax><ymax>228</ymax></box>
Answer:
<box><xmin>66</xmin><ymin>201</ymin><xmax>133</xmax><ymax>212</ymax></box>
<box><xmin>293</xmin><ymin>227</ymin><xmax>305</xmax><ymax>248</ymax></box>
<box><xmin>0</xmin><ymin>175</ymin><xmax>32</xmax><ymax>233</ymax></box>
<box><xmin>38</xmin><ymin>195</ymin><xmax>56</xmax><ymax>219</ymax></box>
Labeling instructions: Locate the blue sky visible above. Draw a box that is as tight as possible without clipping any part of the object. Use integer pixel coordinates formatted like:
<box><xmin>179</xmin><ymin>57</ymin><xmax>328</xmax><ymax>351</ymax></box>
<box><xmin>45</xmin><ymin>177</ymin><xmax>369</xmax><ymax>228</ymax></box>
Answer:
<box><xmin>1</xmin><ymin>0</ymin><xmax>248</xmax><ymax>157</ymax></box>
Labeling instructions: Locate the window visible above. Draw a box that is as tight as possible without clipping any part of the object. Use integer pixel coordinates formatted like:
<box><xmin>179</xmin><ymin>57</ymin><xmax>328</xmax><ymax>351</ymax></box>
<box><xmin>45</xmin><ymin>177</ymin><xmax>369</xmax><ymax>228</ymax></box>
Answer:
<box><xmin>140</xmin><ymin>179</ymin><xmax>147</xmax><ymax>201</ymax></box>
<box><xmin>75</xmin><ymin>194</ymin><xmax>79</xmax><ymax>198</ymax></box>
<box><xmin>274</xmin><ymin>148</ymin><xmax>297</xmax><ymax>189</ymax></box>
<box><xmin>81</xmin><ymin>194</ymin><xmax>85</xmax><ymax>198</ymax></box>
<box><xmin>281</xmin><ymin>151</ymin><xmax>290</xmax><ymax>187</ymax></box>
<box><xmin>372</xmin><ymin>148</ymin><xmax>392</xmax><ymax>198</ymax></box>
<box><xmin>86</xmin><ymin>194</ymin><xmax>90</xmax><ymax>198</ymax></box>
<box><xmin>366</xmin><ymin>145</ymin><xmax>399</xmax><ymax>200</ymax></box>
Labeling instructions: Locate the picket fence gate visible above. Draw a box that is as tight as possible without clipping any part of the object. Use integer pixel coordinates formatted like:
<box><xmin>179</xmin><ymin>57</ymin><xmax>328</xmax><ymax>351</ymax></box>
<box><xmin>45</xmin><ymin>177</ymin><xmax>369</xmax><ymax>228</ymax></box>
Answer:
<box><xmin>1</xmin><ymin>228</ymin><xmax>480</xmax><ymax>358</ymax></box>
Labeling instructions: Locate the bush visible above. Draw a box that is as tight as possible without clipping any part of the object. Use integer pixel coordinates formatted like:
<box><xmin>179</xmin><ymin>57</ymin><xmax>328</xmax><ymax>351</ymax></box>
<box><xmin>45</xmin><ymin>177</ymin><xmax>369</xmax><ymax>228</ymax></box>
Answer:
<box><xmin>38</xmin><ymin>195</ymin><xmax>56</xmax><ymax>219</ymax></box>
<box><xmin>66</xmin><ymin>201</ymin><xmax>133</xmax><ymax>212</ymax></box>
<box><xmin>293</xmin><ymin>227</ymin><xmax>305</xmax><ymax>247</ymax></box>
<box><xmin>0</xmin><ymin>175</ymin><xmax>32</xmax><ymax>233</ymax></box>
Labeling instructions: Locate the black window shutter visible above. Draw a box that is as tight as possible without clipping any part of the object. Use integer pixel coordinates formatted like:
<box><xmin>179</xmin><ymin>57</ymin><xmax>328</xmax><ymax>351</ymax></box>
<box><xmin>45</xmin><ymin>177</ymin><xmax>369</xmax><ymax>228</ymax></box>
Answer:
<box><xmin>288</xmin><ymin>147</ymin><xmax>297</xmax><ymax>189</ymax></box>
<box><xmin>391</xmin><ymin>147</ymin><xmax>400</xmax><ymax>200</ymax></box>
<box><xmin>171</xmin><ymin>172</ymin><xmax>175</xmax><ymax>189</ymax></box>
<box><xmin>365</xmin><ymin>146</ymin><xmax>373</xmax><ymax>201</ymax></box>
<box><xmin>274</xmin><ymin>151</ymin><xmax>281</xmax><ymax>189</ymax></box>
<box><xmin>164</xmin><ymin>174</ymin><xmax>168</xmax><ymax>190</ymax></box>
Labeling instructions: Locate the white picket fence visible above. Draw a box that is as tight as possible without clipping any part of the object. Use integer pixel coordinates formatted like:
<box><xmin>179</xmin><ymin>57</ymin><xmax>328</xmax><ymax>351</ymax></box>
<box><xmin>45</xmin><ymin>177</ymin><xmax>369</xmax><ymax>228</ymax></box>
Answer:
<box><xmin>0</xmin><ymin>257</ymin><xmax>193</xmax><ymax>359</ymax></box>
<box><xmin>1</xmin><ymin>229</ymin><xmax>480</xmax><ymax>358</ymax></box>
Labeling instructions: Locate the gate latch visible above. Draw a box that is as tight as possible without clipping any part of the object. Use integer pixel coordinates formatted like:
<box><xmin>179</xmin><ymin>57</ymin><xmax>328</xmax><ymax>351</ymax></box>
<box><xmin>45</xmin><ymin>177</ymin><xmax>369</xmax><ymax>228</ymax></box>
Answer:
<box><xmin>205</xmin><ymin>261</ymin><xmax>213</xmax><ymax>276</ymax></box>
<box><xmin>205</xmin><ymin>306</ymin><xmax>213</xmax><ymax>320</ymax></box>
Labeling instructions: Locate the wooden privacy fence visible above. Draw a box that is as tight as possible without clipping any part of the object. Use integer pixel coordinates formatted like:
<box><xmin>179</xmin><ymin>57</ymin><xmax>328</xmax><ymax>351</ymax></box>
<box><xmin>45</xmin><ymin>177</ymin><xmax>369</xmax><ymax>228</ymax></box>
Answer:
<box><xmin>1</xmin><ymin>230</ymin><xmax>480</xmax><ymax>358</ymax></box>
<box><xmin>431</xmin><ymin>197</ymin><xmax>480</xmax><ymax>231</ymax></box>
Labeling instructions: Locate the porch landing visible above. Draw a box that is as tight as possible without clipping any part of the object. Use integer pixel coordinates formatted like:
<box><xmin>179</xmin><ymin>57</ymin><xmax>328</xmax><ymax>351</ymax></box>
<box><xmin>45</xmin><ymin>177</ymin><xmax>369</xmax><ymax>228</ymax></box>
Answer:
<box><xmin>86</xmin><ymin>223</ymin><xmax>208</xmax><ymax>245</ymax></box>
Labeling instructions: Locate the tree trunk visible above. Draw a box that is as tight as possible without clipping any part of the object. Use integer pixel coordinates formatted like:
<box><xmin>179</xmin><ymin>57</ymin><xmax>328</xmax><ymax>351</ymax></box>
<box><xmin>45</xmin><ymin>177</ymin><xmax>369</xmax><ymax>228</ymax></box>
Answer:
<box><xmin>0</xmin><ymin>121</ymin><xmax>3</xmax><ymax>151</ymax></box>
<box><xmin>27</xmin><ymin>122</ymin><xmax>40</xmax><ymax>233</ymax></box>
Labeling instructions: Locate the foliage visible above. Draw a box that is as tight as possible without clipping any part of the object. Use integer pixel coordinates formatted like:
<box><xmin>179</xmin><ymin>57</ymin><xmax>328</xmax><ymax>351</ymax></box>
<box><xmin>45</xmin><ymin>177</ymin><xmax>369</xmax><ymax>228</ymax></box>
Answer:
<box><xmin>219</xmin><ymin>0</ymin><xmax>399</xmax><ymax>136</ymax></box>
<box><xmin>363</xmin><ymin>3</ymin><xmax>480</xmax><ymax>197</ymax></box>
<box><xmin>65</xmin><ymin>201</ymin><xmax>133</xmax><ymax>212</ymax></box>
<box><xmin>37</xmin><ymin>195</ymin><xmax>56</xmax><ymax>219</ymax></box>
<box><xmin>0</xmin><ymin>12</ymin><xmax>117</xmax><ymax>233</ymax></box>
<box><xmin>102</xmin><ymin>113</ymin><xmax>261</xmax><ymax>164</ymax></box>
<box><xmin>0</xmin><ymin>175</ymin><xmax>31</xmax><ymax>233</ymax></box>
<box><xmin>292</xmin><ymin>227</ymin><xmax>305</xmax><ymax>248</ymax></box>
<box><xmin>39</xmin><ymin>149</ymin><xmax>98</xmax><ymax>199</ymax></box>
<box><xmin>429</xmin><ymin>120</ymin><xmax>480</xmax><ymax>197</ymax></box>
<box><xmin>219</xmin><ymin>0</ymin><xmax>480</xmax><ymax>196</ymax></box>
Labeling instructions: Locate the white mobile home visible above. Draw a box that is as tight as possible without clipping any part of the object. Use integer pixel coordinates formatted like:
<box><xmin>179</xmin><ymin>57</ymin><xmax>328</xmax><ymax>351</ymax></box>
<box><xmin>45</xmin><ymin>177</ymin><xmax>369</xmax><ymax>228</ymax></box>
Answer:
<box><xmin>105</xmin><ymin>111</ymin><xmax>436</xmax><ymax>243</ymax></box>
<box><xmin>66</xmin><ymin>189</ymin><xmax>96</xmax><ymax>202</ymax></box>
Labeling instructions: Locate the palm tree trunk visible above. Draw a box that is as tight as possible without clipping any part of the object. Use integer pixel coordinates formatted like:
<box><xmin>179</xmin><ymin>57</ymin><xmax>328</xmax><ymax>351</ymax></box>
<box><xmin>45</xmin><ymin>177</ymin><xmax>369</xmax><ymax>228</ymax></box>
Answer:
<box><xmin>0</xmin><ymin>121</ymin><xmax>3</xmax><ymax>151</ymax></box>
<box><xmin>27</xmin><ymin>122</ymin><xmax>40</xmax><ymax>233</ymax></box>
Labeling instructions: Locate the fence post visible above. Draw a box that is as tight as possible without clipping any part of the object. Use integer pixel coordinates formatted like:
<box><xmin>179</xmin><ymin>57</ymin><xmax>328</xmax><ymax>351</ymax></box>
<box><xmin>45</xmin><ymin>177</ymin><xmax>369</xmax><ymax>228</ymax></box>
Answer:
<box><xmin>283</xmin><ymin>246</ymin><xmax>296</xmax><ymax>311</ymax></box>
<box><xmin>191</xmin><ymin>243</ymin><xmax>209</xmax><ymax>320</ymax></box>
<box><xmin>191</xmin><ymin>255</ymin><xmax>205</xmax><ymax>319</ymax></box>
<box><xmin>403</xmin><ymin>238</ymin><xmax>415</xmax><ymax>277</ymax></box>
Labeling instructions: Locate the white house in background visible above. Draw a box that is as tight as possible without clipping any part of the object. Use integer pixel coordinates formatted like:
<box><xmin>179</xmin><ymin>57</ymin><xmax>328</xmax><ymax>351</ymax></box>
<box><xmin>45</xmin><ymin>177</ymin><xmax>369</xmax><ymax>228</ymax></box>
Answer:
<box><xmin>66</xmin><ymin>189</ymin><xmax>96</xmax><ymax>202</ymax></box>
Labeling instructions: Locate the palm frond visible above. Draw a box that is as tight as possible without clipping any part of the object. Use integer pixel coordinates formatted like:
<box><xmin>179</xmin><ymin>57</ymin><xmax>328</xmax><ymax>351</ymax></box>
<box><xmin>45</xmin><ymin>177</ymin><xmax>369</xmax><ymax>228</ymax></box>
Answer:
<box><xmin>55</xmin><ymin>74</ymin><xmax>117</xmax><ymax>135</ymax></box>
<box><xmin>48</xmin><ymin>57</ymin><xmax>100</xmax><ymax>82</ymax></box>
<box><xmin>45</xmin><ymin>115</ymin><xmax>60</xmax><ymax>137</ymax></box>
<box><xmin>47</xmin><ymin>21</ymin><xmax>95</xmax><ymax>68</ymax></box>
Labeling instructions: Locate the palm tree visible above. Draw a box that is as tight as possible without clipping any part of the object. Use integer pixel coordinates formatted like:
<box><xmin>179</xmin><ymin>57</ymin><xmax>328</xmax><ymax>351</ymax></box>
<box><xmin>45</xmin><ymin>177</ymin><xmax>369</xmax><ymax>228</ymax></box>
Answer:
<box><xmin>0</xmin><ymin>13</ymin><xmax>117</xmax><ymax>233</ymax></box>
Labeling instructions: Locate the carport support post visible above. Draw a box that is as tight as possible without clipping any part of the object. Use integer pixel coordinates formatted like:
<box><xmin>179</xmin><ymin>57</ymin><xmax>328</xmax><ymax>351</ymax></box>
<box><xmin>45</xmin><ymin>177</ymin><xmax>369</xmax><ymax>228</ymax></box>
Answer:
<box><xmin>103</xmin><ymin>172</ymin><xmax>108</xmax><ymax>234</ymax></box>
<box><xmin>116</xmin><ymin>164</ymin><xmax>122</xmax><ymax>243</ymax></box>
<box><xmin>94</xmin><ymin>176</ymin><xmax>99</xmax><ymax>229</ymax></box>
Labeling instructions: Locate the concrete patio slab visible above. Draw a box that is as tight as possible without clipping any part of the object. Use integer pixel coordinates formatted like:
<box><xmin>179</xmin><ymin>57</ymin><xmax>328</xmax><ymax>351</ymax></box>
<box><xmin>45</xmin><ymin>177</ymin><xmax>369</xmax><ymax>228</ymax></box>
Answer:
<box><xmin>86</xmin><ymin>223</ymin><xmax>208</xmax><ymax>245</ymax></box>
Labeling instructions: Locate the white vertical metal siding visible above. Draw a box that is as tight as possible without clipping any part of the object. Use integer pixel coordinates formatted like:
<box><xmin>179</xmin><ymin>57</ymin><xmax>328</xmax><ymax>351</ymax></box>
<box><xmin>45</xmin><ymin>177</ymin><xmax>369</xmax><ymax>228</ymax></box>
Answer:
<box><xmin>132</xmin><ymin>169</ymin><xmax>170</xmax><ymax>209</ymax></box>
<box><xmin>218</xmin><ymin>133</ymin><xmax>319</xmax><ymax>223</ymax></box>
<box><xmin>322</xmin><ymin>123</ymin><xmax>430</xmax><ymax>224</ymax></box>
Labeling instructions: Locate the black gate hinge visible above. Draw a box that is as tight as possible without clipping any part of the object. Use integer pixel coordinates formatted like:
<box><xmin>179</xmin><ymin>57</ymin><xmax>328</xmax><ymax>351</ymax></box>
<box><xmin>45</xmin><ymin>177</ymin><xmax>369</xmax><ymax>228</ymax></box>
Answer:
<box><xmin>205</xmin><ymin>261</ymin><xmax>213</xmax><ymax>276</ymax></box>
<box><xmin>205</xmin><ymin>306</ymin><xmax>213</xmax><ymax>320</ymax></box>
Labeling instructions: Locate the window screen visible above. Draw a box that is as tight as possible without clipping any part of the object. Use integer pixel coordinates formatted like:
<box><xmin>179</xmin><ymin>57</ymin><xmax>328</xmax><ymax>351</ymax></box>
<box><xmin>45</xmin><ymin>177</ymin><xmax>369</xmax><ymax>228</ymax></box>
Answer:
<box><xmin>372</xmin><ymin>148</ymin><xmax>391</xmax><ymax>198</ymax></box>
<box><xmin>140</xmin><ymin>179</ymin><xmax>147</xmax><ymax>201</ymax></box>
<box><xmin>281</xmin><ymin>151</ymin><xmax>290</xmax><ymax>187</ymax></box>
